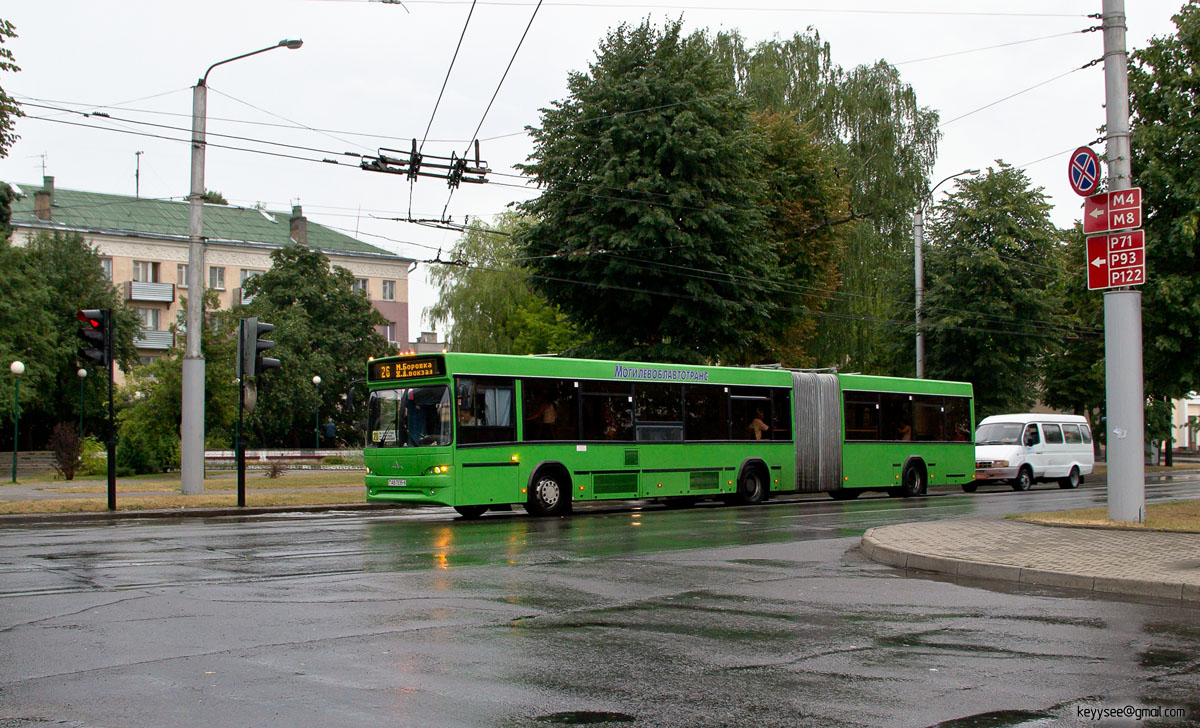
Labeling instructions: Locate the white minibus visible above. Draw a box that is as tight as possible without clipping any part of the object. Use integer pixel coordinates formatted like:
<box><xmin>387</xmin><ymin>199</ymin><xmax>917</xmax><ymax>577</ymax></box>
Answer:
<box><xmin>969</xmin><ymin>413</ymin><xmax>1095</xmax><ymax>492</ymax></box>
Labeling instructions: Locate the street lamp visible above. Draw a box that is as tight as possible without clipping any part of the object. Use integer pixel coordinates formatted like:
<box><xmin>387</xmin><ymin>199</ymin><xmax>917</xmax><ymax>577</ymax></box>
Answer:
<box><xmin>312</xmin><ymin>375</ymin><xmax>322</xmax><ymax>450</ymax></box>
<box><xmin>181</xmin><ymin>39</ymin><xmax>303</xmax><ymax>496</ymax></box>
<box><xmin>10</xmin><ymin>361</ymin><xmax>24</xmax><ymax>483</ymax></box>
<box><xmin>77</xmin><ymin>368</ymin><xmax>87</xmax><ymax>436</ymax></box>
<box><xmin>914</xmin><ymin>168</ymin><xmax>980</xmax><ymax>378</ymax></box>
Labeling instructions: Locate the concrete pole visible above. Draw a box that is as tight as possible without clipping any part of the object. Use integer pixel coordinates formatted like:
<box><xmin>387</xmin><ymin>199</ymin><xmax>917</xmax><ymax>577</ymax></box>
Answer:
<box><xmin>1102</xmin><ymin>0</ymin><xmax>1145</xmax><ymax>523</ymax></box>
<box><xmin>181</xmin><ymin>81</ymin><xmax>208</xmax><ymax>495</ymax></box>
<box><xmin>913</xmin><ymin>209</ymin><xmax>925</xmax><ymax>379</ymax></box>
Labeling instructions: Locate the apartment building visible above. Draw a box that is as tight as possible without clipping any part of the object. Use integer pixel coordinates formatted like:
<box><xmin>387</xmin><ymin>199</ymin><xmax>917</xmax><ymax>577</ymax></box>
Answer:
<box><xmin>8</xmin><ymin>177</ymin><xmax>414</xmax><ymax>366</ymax></box>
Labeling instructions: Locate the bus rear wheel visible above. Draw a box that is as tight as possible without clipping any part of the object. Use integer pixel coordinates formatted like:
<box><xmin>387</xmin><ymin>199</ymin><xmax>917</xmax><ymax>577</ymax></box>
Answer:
<box><xmin>961</xmin><ymin>483</ymin><xmax>978</xmax><ymax>493</ymax></box>
<box><xmin>525</xmin><ymin>469</ymin><xmax>572</xmax><ymax>517</ymax></box>
<box><xmin>732</xmin><ymin>467</ymin><xmax>768</xmax><ymax>505</ymax></box>
<box><xmin>454</xmin><ymin>505</ymin><xmax>488</xmax><ymax>519</ymax></box>
<box><xmin>1058</xmin><ymin>466</ymin><xmax>1080</xmax><ymax>489</ymax></box>
<box><xmin>1011</xmin><ymin>467</ymin><xmax>1033</xmax><ymax>491</ymax></box>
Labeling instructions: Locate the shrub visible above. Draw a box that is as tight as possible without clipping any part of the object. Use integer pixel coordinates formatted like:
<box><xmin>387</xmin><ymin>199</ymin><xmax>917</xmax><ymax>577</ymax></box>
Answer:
<box><xmin>266</xmin><ymin>460</ymin><xmax>287</xmax><ymax>478</ymax></box>
<box><xmin>322</xmin><ymin>456</ymin><xmax>347</xmax><ymax>465</ymax></box>
<box><xmin>48</xmin><ymin>423</ymin><xmax>83</xmax><ymax>481</ymax></box>
<box><xmin>79</xmin><ymin>436</ymin><xmax>107</xmax><ymax>476</ymax></box>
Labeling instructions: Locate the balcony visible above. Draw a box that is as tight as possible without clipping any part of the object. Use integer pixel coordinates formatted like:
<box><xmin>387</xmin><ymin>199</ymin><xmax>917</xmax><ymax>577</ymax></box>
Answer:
<box><xmin>135</xmin><ymin>329</ymin><xmax>174</xmax><ymax>350</ymax></box>
<box><xmin>125</xmin><ymin>281</ymin><xmax>175</xmax><ymax>303</ymax></box>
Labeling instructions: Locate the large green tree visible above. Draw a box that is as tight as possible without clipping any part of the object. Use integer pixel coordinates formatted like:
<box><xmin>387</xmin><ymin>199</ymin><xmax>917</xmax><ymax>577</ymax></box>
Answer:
<box><xmin>427</xmin><ymin>212</ymin><xmax>583</xmax><ymax>354</ymax></box>
<box><xmin>516</xmin><ymin>20</ymin><xmax>782</xmax><ymax>365</ymax></box>
<box><xmin>1129</xmin><ymin>0</ymin><xmax>1200</xmax><ymax>401</ymax></box>
<box><xmin>717</xmin><ymin>31</ymin><xmax>940</xmax><ymax>372</ymax></box>
<box><xmin>0</xmin><ymin>231</ymin><xmax>139</xmax><ymax>450</ymax></box>
<box><xmin>240</xmin><ymin>245</ymin><xmax>388</xmax><ymax>447</ymax></box>
<box><xmin>921</xmin><ymin>164</ymin><xmax>1064</xmax><ymax>419</ymax></box>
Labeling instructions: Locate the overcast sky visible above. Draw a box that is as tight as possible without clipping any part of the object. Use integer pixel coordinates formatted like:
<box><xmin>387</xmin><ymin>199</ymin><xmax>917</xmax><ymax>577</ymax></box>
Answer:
<box><xmin>0</xmin><ymin>0</ymin><xmax>1184</xmax><ymax>341</ymax></box>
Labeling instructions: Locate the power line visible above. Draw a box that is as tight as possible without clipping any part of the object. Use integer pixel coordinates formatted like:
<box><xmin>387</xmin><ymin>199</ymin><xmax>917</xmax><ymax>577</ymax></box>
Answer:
<box><xmin>420</xmin><ymin>0</ymin><xmax>478</xmax><ymax>154</ymax></box>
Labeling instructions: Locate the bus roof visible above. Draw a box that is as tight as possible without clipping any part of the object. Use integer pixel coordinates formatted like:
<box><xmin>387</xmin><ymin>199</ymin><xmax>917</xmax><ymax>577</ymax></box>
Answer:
<box><xmin>836</xmin><ymin>372</ymin><xmax>973</xmax><ymax>397</ymax></box>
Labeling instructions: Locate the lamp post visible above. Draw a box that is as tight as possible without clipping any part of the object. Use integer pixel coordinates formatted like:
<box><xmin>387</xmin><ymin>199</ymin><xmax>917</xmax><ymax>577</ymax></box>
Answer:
<box><xmin>312</xmin><ymin>375</ymin><xmax>322</xmax><ymax>450</ymax></box>
<box><xmin>181</xmin><ymin>39</ymin><xmax>303</xmax><ymax>496</ymax></box>
<box><xmin>914</xmin><ymin>168</ymin><xmax>979</xmax><ymax>378</ymax></box>
<box><xmin>10</xmin><ymin>361</ymin><xmax>24</xmax><ymax>483</ymax></box>
<box><xmin>77</xmin><ymin>368</ymin><xmax>87</xmax><ymax>436</ymax></box>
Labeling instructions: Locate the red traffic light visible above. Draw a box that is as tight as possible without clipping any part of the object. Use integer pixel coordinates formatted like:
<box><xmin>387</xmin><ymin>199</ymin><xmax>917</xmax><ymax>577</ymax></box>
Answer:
<box><xmin>77</xmin><ymin>308</ymin><xmax>105</xmax><ymax>328</ymax></box>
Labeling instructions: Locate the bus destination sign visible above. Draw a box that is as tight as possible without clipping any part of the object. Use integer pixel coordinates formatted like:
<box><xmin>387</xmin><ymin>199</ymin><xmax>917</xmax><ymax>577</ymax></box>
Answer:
<box><xmin>369</xmin><ymin>356</ymin><xmax>445</xmax><ymax>382</ymax></box>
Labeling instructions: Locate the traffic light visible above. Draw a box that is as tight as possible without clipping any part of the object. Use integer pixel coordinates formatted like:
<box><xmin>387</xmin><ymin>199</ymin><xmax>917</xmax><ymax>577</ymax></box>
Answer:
<box><xmin>76</xmin><ymin>309</ymin><xmax>110</xmax><ymax>366</ymax></box>
<box><xmin>240</xmin><ymin>316</ymin><xmax>281</xmax><ymax>378</ymax></box>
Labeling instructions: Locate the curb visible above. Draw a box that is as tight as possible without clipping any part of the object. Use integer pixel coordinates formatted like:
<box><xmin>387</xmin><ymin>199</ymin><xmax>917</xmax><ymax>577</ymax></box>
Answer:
<box><xmin>860</xmin><ymin>528</ymin><xmax>1199</xmax><ymax>603</ymax></box>
<box><xmin>0</xmin><ymin>501</ymin><xmax>407</xmax><ymax>526</ymax></box>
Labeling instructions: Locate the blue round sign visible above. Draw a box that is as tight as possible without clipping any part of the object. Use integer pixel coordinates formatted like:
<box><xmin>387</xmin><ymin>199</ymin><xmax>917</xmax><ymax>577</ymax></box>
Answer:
<box><xmin>1068</xmin><ymin>146</ymin><xmax>1101</xmax><ymax>196</ymax></box>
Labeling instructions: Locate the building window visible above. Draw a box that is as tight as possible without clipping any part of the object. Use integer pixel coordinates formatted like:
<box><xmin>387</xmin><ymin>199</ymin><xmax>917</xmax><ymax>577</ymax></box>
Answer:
<box><xmin>385</xmin><ymin>322</ymin><xmax>397</xmax><ymax>343</ymax></box>
<box><xmin>177</xmin><ymin>263</ymin><xmax>188</xmax><ymax>288</ymax></box>
<box><xmin>132</xmin><ymin>260</ymin><xmax>159</xmax><ymax>283</ymax></box>
<box><xmin>136</xmin><ymin>307</ymin><xmax>161</xmax><ymax>331</ymax></box>
<box><xmin>138</xmin><ymin>356</ymin><xmax>158</xmax><ymax>368</ymax></box>
<box><xmin>382</xmin><ymin>279</ymin><xmax>396</xmax><ymax>301</ymax></box>
<box><xmin>209</xmin><ymin>266</ymin><xmax>225</xmax><ymax>290</ymax></box>
<box><xmin>352</xmin><ymin>278</ymin><xmax>368</xmax><ymax>295</ymax></box>
<box><xmin>100</xmin><ymin>257</ymin><xmax>113</xmax><ymax>281</ymax></box>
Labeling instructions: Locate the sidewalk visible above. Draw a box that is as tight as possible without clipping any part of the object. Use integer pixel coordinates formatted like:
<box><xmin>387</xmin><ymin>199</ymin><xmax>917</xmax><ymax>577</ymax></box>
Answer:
<box><xmin>861</xmin><ymin>518</ymin><xmax>1200</xmax><ymax>603</ymax></box>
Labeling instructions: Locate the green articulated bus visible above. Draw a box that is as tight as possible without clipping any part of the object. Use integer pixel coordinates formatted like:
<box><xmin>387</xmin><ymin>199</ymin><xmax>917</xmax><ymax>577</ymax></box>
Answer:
<box><xmin>363</xmin><ymin>352</ymin><xmax>974</xmax><ymax>518</ymax></box>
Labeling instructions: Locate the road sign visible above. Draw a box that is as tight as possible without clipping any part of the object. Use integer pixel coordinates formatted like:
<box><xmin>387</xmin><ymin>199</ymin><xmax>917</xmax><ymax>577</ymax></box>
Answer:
<box><xmin>1087</xmin><ymin>229</ymin><xmax>1145</xmax><ymax>290</ymax></box>
<box><xmin>1083</xmin><ymin>187</ymin><xmax>1142</xmax><ymax>234</ymax></box>
<box><xmin>1068</xmin><ymin>146</ymin><xmax>1101</xmax><ymax>196</ymax></box>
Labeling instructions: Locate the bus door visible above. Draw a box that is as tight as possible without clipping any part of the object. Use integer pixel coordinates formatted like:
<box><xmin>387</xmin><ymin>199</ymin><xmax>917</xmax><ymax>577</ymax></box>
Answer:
<box><xmin>455</xmin><ymin>377</ymin><xmax>520</xmax><ymax>506</ymax></box>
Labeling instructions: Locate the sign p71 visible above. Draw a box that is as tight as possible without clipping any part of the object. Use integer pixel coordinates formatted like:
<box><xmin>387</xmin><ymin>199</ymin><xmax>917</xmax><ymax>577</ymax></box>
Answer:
<box><xmin>1087</xmin><ymin>230</ymin><xmax>1145</xmax><ymax>290</ymax></box>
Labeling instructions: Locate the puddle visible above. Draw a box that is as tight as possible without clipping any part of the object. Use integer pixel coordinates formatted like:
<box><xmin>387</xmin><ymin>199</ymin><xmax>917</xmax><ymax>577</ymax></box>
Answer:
<box><xmin>535</xmin><ymin>711</ymin><xmax>637</xmax><ymax>725</ymax></box>
<box><xmin>926</xmin><ymin>709</ymin><xmax>1056</xmax><ymax>728</ymax></box>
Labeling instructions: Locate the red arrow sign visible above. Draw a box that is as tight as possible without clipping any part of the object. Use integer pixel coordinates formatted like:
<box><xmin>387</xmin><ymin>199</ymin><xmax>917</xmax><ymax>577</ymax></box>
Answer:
<box><xmin>1083</xmin><ymin>187</ymin><xmax>1142</xmax><ymax>234</ymax></box>
<box><xmin>1087</xmin><ymin>229</ymin><xmax>1145</xmax><ymax>290</ymax></box>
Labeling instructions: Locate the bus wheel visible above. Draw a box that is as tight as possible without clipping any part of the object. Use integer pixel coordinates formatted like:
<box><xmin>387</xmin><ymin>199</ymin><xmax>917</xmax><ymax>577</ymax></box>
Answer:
<box><xmin>734</xmin><ymin>467</ymin><xmax>767</xmax><ymax>505</ymax></box>
<box><xmin>1058</xmin><ymin>466</ymin><xmax>1080</xmax><ymax>489</ymax></box>
<box><xmin>829</xmin><ymin>488</ymin><xmax>861</xmax><ymax>501</ymax></box>
<box><xmin>900</xmin><ymin>462</ymin><xmax>926</xmax><ymax>498</ymax></box>
<box><xmin>961</xmin><ymin>483</ymin><xmax>978</xmax><ymax>493</ymax></box>
<box><xmin>1011</xmin><ymin>467</ymin><xmax>1033</xmax><ymax>491</ymax></box>
<box><xmin>454</xmin><ymin>505</ymin><xmax>488</xmax><ymax>519</ymax></box>
<box><xmin>527</xmin><ymin>469</ymin><xmax>572</xmax><ymax>517</ymax></box>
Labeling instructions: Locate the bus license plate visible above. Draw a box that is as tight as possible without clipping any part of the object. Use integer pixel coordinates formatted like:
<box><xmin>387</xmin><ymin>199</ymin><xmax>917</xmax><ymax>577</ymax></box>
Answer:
<box><xmin>387</xmin><ymin>478</ymin><xmax>407</xmax><ymax>487</ymax></box>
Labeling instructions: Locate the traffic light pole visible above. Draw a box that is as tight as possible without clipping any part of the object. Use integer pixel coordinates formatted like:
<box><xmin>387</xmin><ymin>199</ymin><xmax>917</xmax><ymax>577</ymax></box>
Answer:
<box><xmin>236</xmin><ymin>319</ymin><xmax>246</xmax><ymax>507</ymax></box>
<box><xmin>104</xmin><ymin>308</ymin><xmax>116</xmax><ymax>510</ymax></box>
<box><xmin>1101</xmin><ymin>0</ymin><xmax>1144</xmax><ymax>523</ymax></box>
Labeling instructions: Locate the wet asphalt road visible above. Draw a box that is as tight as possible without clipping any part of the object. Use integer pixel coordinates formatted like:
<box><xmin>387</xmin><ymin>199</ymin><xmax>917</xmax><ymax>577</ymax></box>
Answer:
<box><xmin>1</xmin><ymin>477</ymin><xmax>1199</xmax><ymax>728</ymax></box>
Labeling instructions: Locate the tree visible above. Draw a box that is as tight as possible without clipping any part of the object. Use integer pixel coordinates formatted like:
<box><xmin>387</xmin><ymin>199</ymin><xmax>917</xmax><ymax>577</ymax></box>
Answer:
<box><xmin>0</xmin><ymin>231</ymin><xmax>140</xmax><ymax>449</ymax></box>
<box><xmin>516</xmin><ymin>20</ymin><xmax>781</xmax><ymax>365</ymax></box>
<box><xmin>717</xmin><ymin>31</ymin><xmax>940</xmax><ymax>372</ymax></box>
<box><xmin>426</xmin><ymin>212</ymin><xmax>582</xmax><ymax>354</ymax></box>
<box><xmin>201</xmin><ymin>189</ymin><xmax>228</xmax><ymax>205</ymax></box>
<box><xmin>1129</xmin><ymin>1</ymin><xmax>1200</xmax><ymax>402</ymax></box>
<box><xmin>0</xmin><ymin>18</ymin><xmax>22</xmax><ymax>159</ymax></box>
<box><xmin>115</xmin><ymin>289</ymin><xmax>238</xmax><ymax>472</ymax></box>
<box><xmin>240</xmin><ymin>245</ymin><xmax>388</xmax><ymax>447</ymax></box>
<box><xmin>921</xmin><ymin>164</ymin><xmax>1063</xmax><ymax>419</ymax></box>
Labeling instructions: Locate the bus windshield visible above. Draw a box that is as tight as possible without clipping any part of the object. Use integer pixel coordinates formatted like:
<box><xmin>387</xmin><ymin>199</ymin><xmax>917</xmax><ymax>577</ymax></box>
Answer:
<box><xmin>367</xmin><ymin>385</ymin><xmax>452</xmax><ymax>448</ymax></box>
<box><xmin>975</xmin><ymin>422</ymin><xmax>1024</xmax><ymax>445</ymax></box>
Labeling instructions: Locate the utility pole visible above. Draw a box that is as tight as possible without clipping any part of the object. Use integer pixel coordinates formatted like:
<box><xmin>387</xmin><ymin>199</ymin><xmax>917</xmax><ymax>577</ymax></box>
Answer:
<box><xmin>1101</xmin><ymin>0</ymin><xmax>1144</xmax><ymax>523</ymax></box>
<box><xmin>135</xmin><ymin>151</ymin><xmax>143</xmax><ymax>198</ymax></box>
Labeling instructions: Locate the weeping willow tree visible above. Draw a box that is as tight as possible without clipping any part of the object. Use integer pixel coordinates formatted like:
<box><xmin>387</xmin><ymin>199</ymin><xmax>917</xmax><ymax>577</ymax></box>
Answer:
<box><xmin>426</xmin><ymin>212</ymin><xmax>582</xmax><ymax>355</ymax></box>
<box><xmin>716</xmin><ymin>31</ymin><xmax>941</xmax><ymax>374</ymax></box>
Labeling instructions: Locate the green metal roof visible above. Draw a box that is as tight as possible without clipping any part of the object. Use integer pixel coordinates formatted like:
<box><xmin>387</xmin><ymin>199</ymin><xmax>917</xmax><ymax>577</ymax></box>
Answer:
<box><xmin>6</xmin><ymin>181</ymin><xmax>405</xmax><ymax>259</ymax></box>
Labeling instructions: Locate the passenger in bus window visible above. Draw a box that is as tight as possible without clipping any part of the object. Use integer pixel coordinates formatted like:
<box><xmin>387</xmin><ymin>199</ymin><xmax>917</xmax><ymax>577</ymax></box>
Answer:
<box><xmin>749</xmin><ymin>409</ymin><xmax>770</xmax><ymax>440</ymax></box>
<box><xmin>458</xmin><ymin>407</ymin><xmax>477</xmax><ymax>426</ymax></box>
<box><xmin>527</xmin><ymin>397</ymin><xmax>557</xmax><ymax>439</ymax></box>
<box><xmin>896</xmin><ymin>421</ymin><xmax>912</xmax><ymax>440</ymax></box>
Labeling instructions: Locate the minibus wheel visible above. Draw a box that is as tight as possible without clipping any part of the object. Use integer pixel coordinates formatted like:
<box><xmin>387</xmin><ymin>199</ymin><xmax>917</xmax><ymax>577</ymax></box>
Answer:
<box><xmin>1058</xmin><ymin>466</ymin><xmax>1081</xmax><ymax>489</ymax></box>
<box><xmin>1011</xmin><ymin>466</ymin><xmax>1033</xmax><ymax>491</ymax></box>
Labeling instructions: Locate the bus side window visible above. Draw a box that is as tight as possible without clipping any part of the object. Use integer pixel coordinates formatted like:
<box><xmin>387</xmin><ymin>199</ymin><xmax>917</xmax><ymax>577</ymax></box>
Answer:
<box><xmin>1023</xmin><ymin>425</ymin><xmax>1041</xmax><ymax>447</ymax></box>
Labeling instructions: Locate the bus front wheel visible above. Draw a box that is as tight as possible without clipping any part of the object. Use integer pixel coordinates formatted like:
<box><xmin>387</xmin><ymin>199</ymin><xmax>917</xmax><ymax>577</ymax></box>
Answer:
<box><xmin>899</xmin><ymin>462</ymin><xmax>926</xmax><ymax>498</ymax></box>
<box><xmin>526</xmin><ymin>469</ymin><xmax>572</xmax><ymax>517</ymax></box>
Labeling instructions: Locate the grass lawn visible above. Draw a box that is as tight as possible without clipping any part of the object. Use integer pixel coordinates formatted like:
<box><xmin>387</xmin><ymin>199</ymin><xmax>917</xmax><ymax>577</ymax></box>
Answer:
<box><xmin>0</xmin><ymin>472</ymin><xmax>367</xmax><ymax>515</ymax></box>
<box><xmin>1013</xmin><ymin>499</ymin><xmax>1200</xmax><ymax>533</ymax></box>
